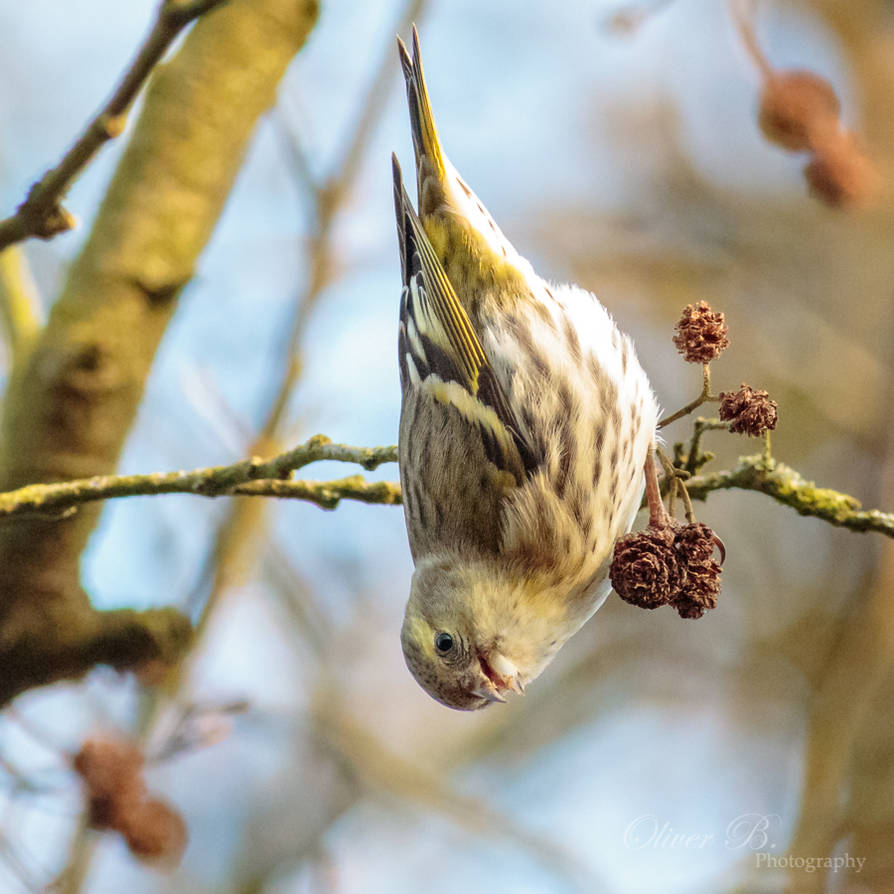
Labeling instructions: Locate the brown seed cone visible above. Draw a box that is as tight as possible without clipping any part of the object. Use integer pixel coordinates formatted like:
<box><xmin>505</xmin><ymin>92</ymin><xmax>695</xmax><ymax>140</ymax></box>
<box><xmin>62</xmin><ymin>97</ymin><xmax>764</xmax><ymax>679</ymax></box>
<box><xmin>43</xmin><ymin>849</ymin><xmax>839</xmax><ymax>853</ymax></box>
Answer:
<box><xmin>672</xmin><ymin>301</ymin><xmax>729</xmax><ymax>364</ymax></box>
<box><xmin>73</xmin><ymin>738</ymin><xmax>144</xmax><ymax>793</ymax></box>
<box><xmin>673</xmin><ymin>522</ymin><xmax>719</xmax><ymax>562</ymax></box>
<box><xmin>805</xmin><ymin>129</ymin><xmax>879</xmax><ymax>209</ymax></box>
<box><xmin>672</xmin><ymin>560</ymin><xmax>722</xmax><ymax>619</ymax></box>
<box><xmin>610</xmin><ymin>527</ymin><xmax>684</xmax><ymax>609</ymax></box>
<box><xmin>719</xmin><ymin>383</ymin><xmax>778</xmax><ymax>437</ymax></box>
<box><xmin>122</xmin><ymin>798</ymin><xmax>188</xmax><ymax>863</ymax></box>
<box><xmin>672</xmin><ymin>523</ymin><xmax>722</xmax><ymax>620</ymax></box>
<box><xmin>73</xmin><ymin>737</ymin><xmax>147</xmax><ymax>830</ymax></box>
<box><xmin>759</xmin><ymin>70</ymin><xmax>840</xmax><ymax>152</ymax></box>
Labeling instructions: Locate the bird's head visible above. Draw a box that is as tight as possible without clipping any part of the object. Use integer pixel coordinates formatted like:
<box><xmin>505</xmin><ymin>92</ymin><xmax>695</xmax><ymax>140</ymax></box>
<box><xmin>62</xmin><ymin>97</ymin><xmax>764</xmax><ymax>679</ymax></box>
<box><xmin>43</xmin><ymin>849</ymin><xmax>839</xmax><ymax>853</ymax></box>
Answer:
<box><xmin>400</xmin><ymin>556</ymin><xmax>527</xmax><ymax>711</ymax></box>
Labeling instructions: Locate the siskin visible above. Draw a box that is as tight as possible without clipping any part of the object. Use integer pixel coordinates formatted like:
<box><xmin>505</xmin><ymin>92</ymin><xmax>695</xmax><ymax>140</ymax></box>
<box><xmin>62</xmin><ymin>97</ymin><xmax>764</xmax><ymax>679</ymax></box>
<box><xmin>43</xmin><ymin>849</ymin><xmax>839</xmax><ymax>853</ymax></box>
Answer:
<box><xmin>393</xmin><ymin>28</ymin><xmax>658</xmax><ymax>710</ymax></box>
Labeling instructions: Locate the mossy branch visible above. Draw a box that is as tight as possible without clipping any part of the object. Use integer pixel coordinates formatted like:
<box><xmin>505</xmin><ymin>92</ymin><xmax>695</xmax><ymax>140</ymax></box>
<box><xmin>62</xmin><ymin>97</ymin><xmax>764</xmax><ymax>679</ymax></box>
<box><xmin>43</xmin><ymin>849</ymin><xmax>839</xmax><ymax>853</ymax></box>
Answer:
<box><xmin>0</xmin><ymin>0</ymin><xmax>230</xmax><ymax>251</ymax></box>
<box><xmin>685</xmin><ymin>453</ymin><xmax>894</xmax><ymax>536</ymax></box>
<box><xmin>0</xmin><ymin>436</ymin><xmax>891</xmax><ymax>536</ymax></box>
<box><xmin>235</xmin><ymin>476</ymin><xmax>402</xmax><ymax>509</ymax></box>
<box><xmin>0</xmin><ymin>436</ymin><xmax>399</xmax><ymax>519</ymax></box>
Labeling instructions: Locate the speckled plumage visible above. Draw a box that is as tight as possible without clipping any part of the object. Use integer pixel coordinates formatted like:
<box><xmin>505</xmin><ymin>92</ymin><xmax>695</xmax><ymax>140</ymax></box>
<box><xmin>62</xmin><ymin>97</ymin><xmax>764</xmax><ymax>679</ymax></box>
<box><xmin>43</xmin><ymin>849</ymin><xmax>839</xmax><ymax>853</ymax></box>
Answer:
<box><xmin>394</xmin><ymin>28</ymin><xmax>658</xmax><ymax>710</ymax></box>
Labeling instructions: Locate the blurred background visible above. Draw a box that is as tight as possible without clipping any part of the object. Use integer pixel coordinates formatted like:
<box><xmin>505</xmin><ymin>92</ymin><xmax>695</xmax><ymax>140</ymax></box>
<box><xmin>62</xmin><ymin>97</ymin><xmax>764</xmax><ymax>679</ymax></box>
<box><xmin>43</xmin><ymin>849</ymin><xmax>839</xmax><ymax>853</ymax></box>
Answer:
<box><xmin>1</xmin><ymin>0</ymin><xmax>893</xmax><ymax>891</ymax></box>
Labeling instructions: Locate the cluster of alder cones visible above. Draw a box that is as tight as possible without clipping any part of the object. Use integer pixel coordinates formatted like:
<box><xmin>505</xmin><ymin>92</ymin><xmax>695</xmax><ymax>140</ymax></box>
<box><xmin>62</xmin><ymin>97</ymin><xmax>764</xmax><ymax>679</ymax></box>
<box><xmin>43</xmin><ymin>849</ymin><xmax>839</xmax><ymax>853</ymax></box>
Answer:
<box><xmin>74</xmin><ymin>737</ymin><xmax>187</xmax><ymax>863</ymax></box>
<box><xmin>609</xmin><ymin>301</ymin><xmax>777</xmax><ymax>619</ymax></box>
<box><xmin>759</xmin><ymin>69</ymin><xmax>877</xmax><ymax>209</ymax></box>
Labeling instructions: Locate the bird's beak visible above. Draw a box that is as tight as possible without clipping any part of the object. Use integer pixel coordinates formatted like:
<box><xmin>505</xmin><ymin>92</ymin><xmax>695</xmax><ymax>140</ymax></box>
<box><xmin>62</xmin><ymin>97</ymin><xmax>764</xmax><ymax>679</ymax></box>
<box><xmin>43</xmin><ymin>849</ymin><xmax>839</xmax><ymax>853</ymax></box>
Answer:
<box><xmin>472</xmin><ymin>679</ymin><xmax>507</xmax><ymax>704</ymax></box>
<box><xmin>474</xmin><ymin>650</ymin><xmax>524</xmax><ymax>702</ymax></box>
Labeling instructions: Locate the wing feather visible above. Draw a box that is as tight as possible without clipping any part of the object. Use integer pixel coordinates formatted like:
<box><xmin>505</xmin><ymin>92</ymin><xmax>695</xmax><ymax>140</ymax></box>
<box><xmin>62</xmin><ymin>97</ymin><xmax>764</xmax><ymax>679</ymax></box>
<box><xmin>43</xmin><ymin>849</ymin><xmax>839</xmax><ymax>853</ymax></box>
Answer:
<box><xmin>392</xmin><ymin>155</ymin><xmax>538</xmax><ymax>479</ymax></box>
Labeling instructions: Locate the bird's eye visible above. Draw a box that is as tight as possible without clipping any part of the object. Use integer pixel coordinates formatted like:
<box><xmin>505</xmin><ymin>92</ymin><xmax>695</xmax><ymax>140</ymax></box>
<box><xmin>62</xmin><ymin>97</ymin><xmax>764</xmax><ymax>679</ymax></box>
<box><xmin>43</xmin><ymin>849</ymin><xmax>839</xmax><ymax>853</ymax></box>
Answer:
<box><xmin>434</xmin><ymin>632</ymin><xmax>454</xmax><ymax>654</ymax></box>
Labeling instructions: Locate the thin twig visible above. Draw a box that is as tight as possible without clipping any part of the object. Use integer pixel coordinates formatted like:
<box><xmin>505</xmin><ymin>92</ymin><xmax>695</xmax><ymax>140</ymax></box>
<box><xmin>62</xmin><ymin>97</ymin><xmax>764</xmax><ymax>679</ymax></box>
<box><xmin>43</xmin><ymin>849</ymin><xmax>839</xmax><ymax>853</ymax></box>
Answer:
<box><xmin>235</xmin><ymin>476</ymin><xmax>401</xmax><ymax>509</ymax></box>
<box><xmin>658</xmin><ymin>363</ymin><xmax>717</xmax><ymax>428</ymax></box>
<box><xmin>655</xmin><ymin>447</ymin><xmax>698</xmax><ymax>523</ymax></box>
<box><xmin>0</xmin><ymin>0</ymin><xmax>229</xmax><ymax>251</ymax></box>
<box><xmin>666</xmin><ymin>473</ymin><xmax>678</xmax><ymax>517</ymax></box>
<box><xmin>678</xmin><ymin>478</ymin><xmax>697</xmax><ymax>523</ymax></box>
<box><xmin>0</xmin><ymin>436</ymin><xmax>398</xmax><ymax>520</ymax></box>
<box><xmin>728</xmin><ymin>0</ymin><xmax>774</xmax><ymax>80</ymax></box>
<box><xmin>684</xmin><ymin>416</ymin><xmax>727</xmax><ymax>475</ymax></box>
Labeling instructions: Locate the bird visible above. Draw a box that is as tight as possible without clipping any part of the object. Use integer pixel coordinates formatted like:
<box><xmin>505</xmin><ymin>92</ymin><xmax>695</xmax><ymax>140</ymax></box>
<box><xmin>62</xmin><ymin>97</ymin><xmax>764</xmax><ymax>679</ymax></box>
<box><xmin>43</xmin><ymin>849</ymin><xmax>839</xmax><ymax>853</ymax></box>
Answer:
<box><xmin>393</xmin><ymin>27</ymin><xmax>658</xmax><ymax>710</ymax></box>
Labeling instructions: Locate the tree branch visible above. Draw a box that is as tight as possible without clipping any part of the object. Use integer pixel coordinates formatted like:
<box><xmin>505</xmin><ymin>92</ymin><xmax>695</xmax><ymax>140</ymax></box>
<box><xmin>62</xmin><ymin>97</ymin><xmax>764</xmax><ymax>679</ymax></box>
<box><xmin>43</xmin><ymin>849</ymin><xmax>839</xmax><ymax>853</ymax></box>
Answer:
<box><xmin>657</xmin><ymin>362</ymin><xmax>716</xmax><ymax>428</ymax></box>
<box><xmin>0</xmin><ymin>0</ymin><xmax>230</xmax><ymax>251</ymax></box>
<box><xmin>0</xmin><ymin>0</ymin><xmax>320</xmax><ymax>709</ymax></box>
<box><xmin>686</xmin><ymin>453</ymin><xmax>894</xmax><ymax>537</ymax></box>
<box><xmin>0</xmin><ymin>438</ymin><xmax>890</xmax><ymax>538</ymax></box>
<box><xmin>0</xmin><ymin>436</ymin><xmax>398</xmax><ymax>519</ymax></box>
<box><xmin>235</xmin><ymin>476</ymin><xmax>402</xmax><ymax>510</ymax></box>
<box><xmin>0</xmin><ymin>607</ymin><xmax>192</xmax><ymax>708</ymax></box>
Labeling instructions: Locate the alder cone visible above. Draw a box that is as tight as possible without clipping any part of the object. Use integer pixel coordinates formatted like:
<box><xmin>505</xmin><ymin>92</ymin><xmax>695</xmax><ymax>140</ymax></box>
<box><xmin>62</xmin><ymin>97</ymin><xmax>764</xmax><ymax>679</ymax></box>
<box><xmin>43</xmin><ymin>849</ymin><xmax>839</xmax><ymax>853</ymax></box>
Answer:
<box><xmin>759</xmin><ymin>70</ymin><xmax>840</xmax><ymax>151</ymax></box>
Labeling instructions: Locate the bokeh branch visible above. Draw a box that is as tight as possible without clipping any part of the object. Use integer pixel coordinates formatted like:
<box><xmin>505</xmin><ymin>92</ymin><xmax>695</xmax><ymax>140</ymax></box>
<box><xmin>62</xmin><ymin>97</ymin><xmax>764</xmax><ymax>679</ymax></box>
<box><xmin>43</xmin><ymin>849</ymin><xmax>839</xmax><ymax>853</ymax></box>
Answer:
<box><xmin>0</xmin><ymin>607</ymin><xmax>191</xmax><ymax>708</ymax></box>
<box><xmin>0</xmin><ymin>246</ymin><xmax>43</xmax><ymax>361</ymax></box>
<box><xmin>0</xmin><ymin>0</ymin><xmax>229</xmax><ymax>251</ymax></box>
<box><xmin>0</xmin><ymin>0</ymin><xmax>319</xmax><ymax>709</ymax></box>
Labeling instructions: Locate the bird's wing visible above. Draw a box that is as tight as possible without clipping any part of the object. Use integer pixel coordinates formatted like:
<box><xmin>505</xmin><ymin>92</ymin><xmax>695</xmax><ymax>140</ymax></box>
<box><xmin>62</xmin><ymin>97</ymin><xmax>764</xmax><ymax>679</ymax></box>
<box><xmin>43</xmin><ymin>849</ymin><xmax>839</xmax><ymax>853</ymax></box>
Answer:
<box><xmin>393</xmin><ymin>156</ymin><xmax>538</xmax><ymax>487</ymax></box>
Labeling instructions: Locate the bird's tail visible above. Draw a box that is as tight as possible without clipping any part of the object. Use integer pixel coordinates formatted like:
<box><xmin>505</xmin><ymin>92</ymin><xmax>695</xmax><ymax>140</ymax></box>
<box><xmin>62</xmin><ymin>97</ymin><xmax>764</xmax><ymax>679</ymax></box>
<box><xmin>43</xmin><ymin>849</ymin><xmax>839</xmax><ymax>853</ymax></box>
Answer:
<box><xmin>397</xmin><ymin>26</ymin><xmax>446</xmax><ymax>210</ymax></box>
